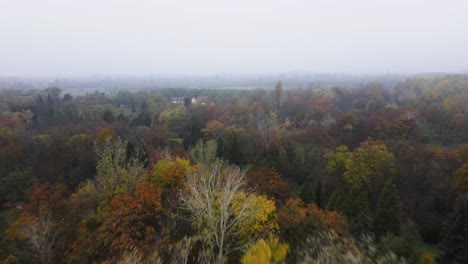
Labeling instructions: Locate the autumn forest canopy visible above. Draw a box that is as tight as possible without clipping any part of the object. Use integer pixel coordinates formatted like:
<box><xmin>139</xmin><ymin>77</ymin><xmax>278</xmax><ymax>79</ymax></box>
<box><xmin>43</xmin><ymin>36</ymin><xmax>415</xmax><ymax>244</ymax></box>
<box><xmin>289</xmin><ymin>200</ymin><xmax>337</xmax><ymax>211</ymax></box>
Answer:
<box><xmin>0</xmin><ymin>74</ymin><xmax>467</xmax><ymax>263</ymax></box>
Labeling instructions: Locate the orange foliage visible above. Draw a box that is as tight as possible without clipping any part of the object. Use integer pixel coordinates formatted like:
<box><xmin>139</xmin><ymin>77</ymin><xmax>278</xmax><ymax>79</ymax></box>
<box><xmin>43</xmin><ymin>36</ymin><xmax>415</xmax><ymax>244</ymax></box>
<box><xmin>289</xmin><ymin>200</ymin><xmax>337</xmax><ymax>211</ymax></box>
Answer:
<box><xmin>25</xmin><ymin>182</ymin><xmax>67</xmax><ymax>216</ymax></box>
<box><xmin>4</xmin><ymin>182</ymin><xmax>68</xmax><ymax>263</ymax></box>
<box><xmin>98</xmin><ymin>183</ymin><xmax>165</xmax><ymax>257</ymax></box>
<box><xmin>246</xmin><ymin>166</ymin><xmax>289</xmax><ymax>203</ymax></box>
<box><xmin>277</xmin><ymin>199</ymin><xmax>307</xmax><ymax>231</ymax></box>
<box><xmin>278</xmin><ymin>199</ymin><xmax>349</xmax><ymax>245</ymax></box>
<box><xmin>202</xmin><ymin>120</ymin><xmax>224</xmax><ymax>138</ymax></box>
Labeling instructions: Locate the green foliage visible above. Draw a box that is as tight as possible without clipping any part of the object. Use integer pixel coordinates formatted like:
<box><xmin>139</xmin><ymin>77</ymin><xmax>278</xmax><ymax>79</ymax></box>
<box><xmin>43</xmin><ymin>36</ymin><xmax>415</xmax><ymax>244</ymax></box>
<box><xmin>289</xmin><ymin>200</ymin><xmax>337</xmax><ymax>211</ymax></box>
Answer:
<box><xmin>326</xmin><ymin>191</ymin><xmax>372</xmax><ymax>236</ymax></box>
<box><xmin>274</xmin><ymin>80</ymin><xmax>286</xmax><ymax>110</ymax></box>
<box><xmin>159</xmin><ymin>105</ymin><xmax>188</xmax><ymax>134</ymax></box>
<box><xmin>94</xmin><ymin>137</ymin><xmax>146</xmax><ymax>204</ymax></box>
<box><xmin>344</xmin><ymin>139</ymin><xmax>396</xmax><ymax>191</ymax></box>
<box><xmin>217</xmin><ymin>126</ymin><xmax>246</xmax><ymax>165</ymax></box>
<box><xmin>326</xmin><ymin>145</ymin><xmax>351</xmax><ymax>179</ymax></box>
<box><xmin>349</xmin><ymin>191</ymin><xmax>372</xmax><ymax>236</ymax></box>
<box><xmin>189</xmin><ymin>139</ymin><xmax>218</xmax><ymax>164</ymax></box>
<box><xmin>102</xmin><ymin>108</ymin><xmax>115</xmax><ymax>123</ymax></box>
<box><xmin>437</xmin><ymin>195</ymin><xmax>468</xmax><ymax>264</ymax></box>
<box><xmin>374</xmin><ymin>180</ymin><xmax>401</xmax><ymax>238</ymax></box>
<box><xmin>326</xmin><ymin>191</ymin><xmax>342</xmax><ymax>211</ymax></box>
<box><xmin>299</xmin><ymin>182</ymin><xmax>316</xmax><ymax>205</ymax></box>
<box><xmin>0</xmin><ymin>167</ymin><xmax>33</xmax><ymax>203</ymax></box>
<box><xmin>326</xmin><ymin>191</ymin><xmax>370</xmax><ymax>218</ymax></box>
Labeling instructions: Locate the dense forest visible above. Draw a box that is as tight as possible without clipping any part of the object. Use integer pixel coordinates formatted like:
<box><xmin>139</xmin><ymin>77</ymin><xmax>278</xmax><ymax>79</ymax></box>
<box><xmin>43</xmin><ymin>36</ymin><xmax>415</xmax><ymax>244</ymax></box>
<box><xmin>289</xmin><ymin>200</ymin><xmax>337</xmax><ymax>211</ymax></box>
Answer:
<box><xmin>0</xmin><ymin>75</ymin><xmax>467</xmax><ymax>263</ymax></box>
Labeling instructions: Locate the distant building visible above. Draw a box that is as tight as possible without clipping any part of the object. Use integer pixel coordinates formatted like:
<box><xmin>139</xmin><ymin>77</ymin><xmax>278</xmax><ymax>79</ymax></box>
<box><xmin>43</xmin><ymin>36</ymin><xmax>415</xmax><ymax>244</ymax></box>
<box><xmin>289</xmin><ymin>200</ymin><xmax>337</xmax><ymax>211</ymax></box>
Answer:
<box><xmin>191</xmin><ymin>95</ymin><xmax>212</xmax><ymax>105</ymax></box>
<box><xmin>171</xmin><ymin>97</ymin><xmax>185</xmax><ymax>104</ymax></box>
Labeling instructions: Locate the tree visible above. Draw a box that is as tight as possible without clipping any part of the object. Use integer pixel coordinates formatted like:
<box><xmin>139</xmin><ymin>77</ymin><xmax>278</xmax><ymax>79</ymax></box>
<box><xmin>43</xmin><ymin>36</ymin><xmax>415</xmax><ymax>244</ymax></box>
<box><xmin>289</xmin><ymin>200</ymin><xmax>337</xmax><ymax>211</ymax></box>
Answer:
<box><xmin>181</xmin><ymin>161</ymin><xmax>277</xmax><ymax>264</ymax></box>
<box><xmin>189</xmin><ymin>139</ymin><xmax>218</xmax><ymax>165</ymax></box>
<box><xmin>299</xmin><ymin>182</ymin><xmax>316</xmax><ymax>205</ymax></box>
<box><xmin>102</xmin><ymin>109</ymin><xmax>115</xmax><ymax>123</ymax></box>
<box><xmin>3</xmin><ymin>183</ymin><xmax>67</xmax><ymax>264</ymax></box>
<box><xmin>296</xmin><ymin>231</ymin><xmax>407</xmax><ymax>264</ymax></box>
<box><xmin>0</xmin><ymin>168</ymin><xmax>33</xmax><ymax>204</ymax></box>
<box><xmin>326</xmin><ymin>191</ymin><xmax>343</xmax><ymax>212</ymax></box>
<box><xmin>438</xmin><ymin>195</ymin><xmax>468</xmax><ymax>264</ymax></box>
<box><xmin>325</xmin><ymin>145</ymin><xmax>351</xmax><ymax>191</ymax></box>
<box><xmin>274</xmin><ymin>80</ymin><xmax>286</xmax><ymax>111</ymax></box>
<box><xmin>245</xmin><ymin>166</ymin><xmax>289</xmax><ymax>203</ymax></box>
<box><xmin>97</xmin><ymin>183</ymin><xmax>165</xmax><ymax>260</ymax></box>
<box><xmin>344</xmin><ymin>138</ymin><xmax>396</xmax><ymax>206</ymax></box>
<box><xmin>149</xmin><ymin>156</ymin><xmax>190</xmax><ymax>201</ymax></box>
<box><xmin>159</xmin><ymin>105</ymin><xmax>188</xmax><ymax>134</ymax></box>
<box><xmin>241</xmin><ymin>236</ymin><xmax>289</xmax><ymax>264</ymax></box>
<box><xmin>94</xmin><ymin>137</ymin><xmax>145</xmax><ymax>203</ymax></box>
<box><xmin>374</xmin><ymin>180</ymin><xmax>401</xmax><ymax>238</ymax></box>
<box><xmin>217</xmin><ymin>127</ymin><xmax>246</xmax><ymax>165</ymax></box>
<box><xmin>278</xmin><ymin>199</ymin><xmax>348</xmax><ymax>248</ymax></box>
<box><xmin>202</xmin><ymin>120</ymin><xmax>224</xmax><ymax>139</ymax></box>
<box><xmin>349</xmin><ymin>191</ymin><xmax>372</xmax><ymax>236</ymax></box>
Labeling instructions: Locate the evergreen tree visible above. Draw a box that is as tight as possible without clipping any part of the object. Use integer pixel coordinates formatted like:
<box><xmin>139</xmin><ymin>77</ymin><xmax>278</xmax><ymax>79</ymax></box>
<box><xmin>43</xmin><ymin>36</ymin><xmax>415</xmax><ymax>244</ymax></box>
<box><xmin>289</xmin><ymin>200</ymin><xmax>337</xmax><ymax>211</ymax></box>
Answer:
<box><xmin>326</xmin><ymin>191</ymin><xmax>343</xmax><ymax>211</ymax></box>
<box><xmin>438</xmin><ymin>195</ymin><xmax>468</xmax><ymax>264</ymax></box>
<box><xmin>373</xmin><ymin>179</ymin><xmax>401</xmax><ymax>238</ymax></box>
<box><xmin>274</xmin><ymin>80</ymin><xmax>286</xmax><ymax>111</ymax></box>
<box><xmin>189</xmin><ymin>119</ymin><xmax>202</xmax><ymax>146</ymax></box>
<box><xmin>299</xmin><ymin>182</ymin><xmax>316</xmax><ymax>204</ymax></box>
<box><xmin>135</xmin><ymin>112</ymin><xmax>151</xmax><ymax>127</ymax></box>
<box><xmin>350</xmin><ymin>191</ymin><xmax>372</xmax><ymax>236</ymax></box>
<box><xmin>230</xmin><ymin>134</ymin><xmax>242</xmax><ymax>165</ymax></box>
<box><xmin>37</xmin><ymin>94</ymin><xmax>45</xmax><ymax>104</ymax></box>
<box><xmin>183</xmin><ymin>97</ymin><xmax>191</xmax><ymax>107</ymax></box>
<box><xmin>326</xmin><ymin>191</ymin><xmax>369</xmax><ymax>217</ymax></box>
<box><xmin>102</xmin><ymin>109</ymin><xmax>115</xmax><ymax>123</ymax></box>
<box><xmin>216</xmin><ymin>136</ymin><xmax>225</xmax><ymax>160</ymax></box>
<box><xmin>315</xmin><ymin>180</ymin><xmax>322</xmax><ymax>207</ymax></box>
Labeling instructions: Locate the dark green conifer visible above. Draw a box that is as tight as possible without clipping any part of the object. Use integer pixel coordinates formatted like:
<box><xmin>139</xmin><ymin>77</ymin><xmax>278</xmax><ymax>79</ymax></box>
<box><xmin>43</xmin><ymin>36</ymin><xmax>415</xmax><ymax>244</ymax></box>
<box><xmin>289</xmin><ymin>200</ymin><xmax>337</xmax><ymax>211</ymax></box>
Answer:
<box><xmin>326</xmin><ymin>191</ymin><xmax>343</xmax><ymax>211</ymax></box>
<box><xmin>299</xmin><ymin>182</ymin><xmax>316</xmax><ymax>204</ymax></box>
<box><xmin>350</xmin><ymin>191</ymin><xmax>372</xmax><ymax>236</ymax></box>
<box><xmin>438</xmin><ymin>195</ymin><xmax>468</xmax><ymax>264</ymax></box>
<box><xmin>373</xmin><ymin>179</ymin><xmax>401</xmax><ymax>238</ymax></box>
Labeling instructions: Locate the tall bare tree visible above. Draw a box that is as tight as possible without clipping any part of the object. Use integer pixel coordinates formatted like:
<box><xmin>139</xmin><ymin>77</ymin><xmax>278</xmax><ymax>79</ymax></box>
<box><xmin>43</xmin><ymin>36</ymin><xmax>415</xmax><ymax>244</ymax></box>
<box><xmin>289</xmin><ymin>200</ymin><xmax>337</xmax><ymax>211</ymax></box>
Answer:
<box><xmin>181</xmin><ymin>161</ymin><xmax>255</xmax><ymax>264</ymax></box>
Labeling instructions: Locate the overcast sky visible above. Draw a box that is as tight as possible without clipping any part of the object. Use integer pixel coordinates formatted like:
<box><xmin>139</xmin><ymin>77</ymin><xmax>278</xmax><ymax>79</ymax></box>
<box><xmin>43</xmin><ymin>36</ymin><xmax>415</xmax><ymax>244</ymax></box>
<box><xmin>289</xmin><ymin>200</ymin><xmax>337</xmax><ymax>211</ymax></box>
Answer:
<box><xmin>1</xmin><ymin>0</ymin><xmax>468</xmax><ymax>76</ymax></box>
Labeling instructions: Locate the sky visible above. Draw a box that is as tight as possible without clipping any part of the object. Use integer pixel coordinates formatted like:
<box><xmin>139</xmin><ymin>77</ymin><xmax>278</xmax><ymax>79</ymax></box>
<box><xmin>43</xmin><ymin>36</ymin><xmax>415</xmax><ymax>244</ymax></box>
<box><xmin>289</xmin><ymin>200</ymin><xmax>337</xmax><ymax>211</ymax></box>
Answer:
<box><xmin>1</xmin><ymin>0</ymin><xmax>468</xmax><ymax>76</ymax></box>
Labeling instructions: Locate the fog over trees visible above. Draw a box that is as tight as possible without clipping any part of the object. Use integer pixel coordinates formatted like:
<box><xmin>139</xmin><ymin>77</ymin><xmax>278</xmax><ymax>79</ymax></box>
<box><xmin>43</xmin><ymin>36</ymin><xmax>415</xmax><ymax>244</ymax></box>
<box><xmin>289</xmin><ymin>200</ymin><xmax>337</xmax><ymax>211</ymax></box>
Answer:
<box><xmin>0</xmin><ymin>74</ymin><xmax>467</xmax><ymax>263</ymax></box>
<box><xmin>1</xmin><ymin>0</ymin><xmax>468</xmax><ymax>263</ymax></box>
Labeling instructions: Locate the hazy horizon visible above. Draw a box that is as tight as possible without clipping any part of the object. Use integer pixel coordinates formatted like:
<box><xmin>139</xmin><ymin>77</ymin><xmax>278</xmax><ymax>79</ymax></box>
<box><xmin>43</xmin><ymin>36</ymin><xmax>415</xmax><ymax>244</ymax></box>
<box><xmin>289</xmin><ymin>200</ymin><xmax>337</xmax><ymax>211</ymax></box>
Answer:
<box><xmin>2</xmin><ymin>0</ymin><xmax>468</xmax><ymax>77</ymax></box>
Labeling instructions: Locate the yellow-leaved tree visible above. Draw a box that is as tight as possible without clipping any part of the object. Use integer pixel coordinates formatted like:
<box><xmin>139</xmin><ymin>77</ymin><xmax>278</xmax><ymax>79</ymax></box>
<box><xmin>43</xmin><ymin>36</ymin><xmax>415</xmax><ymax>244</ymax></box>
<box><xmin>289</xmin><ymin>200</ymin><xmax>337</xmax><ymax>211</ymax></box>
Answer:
<box><xmin>241</xmin><ymin>236</ymin><xmax>289</xmax><ymax>264</ymax></box>
<box><xmin>149</xmin><ymin>156</ymin><xmax>191</xmax><ymax>197</ymax></box>
<box><xmin>181</xmin><ymin>161</ymin><xmax>278</xmax><ymax>264</ymax></box>
<box><xmin>344</xmin><ymin>138</ymin><xmax>396</xmax><ymax>206</ymax></box>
